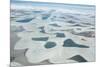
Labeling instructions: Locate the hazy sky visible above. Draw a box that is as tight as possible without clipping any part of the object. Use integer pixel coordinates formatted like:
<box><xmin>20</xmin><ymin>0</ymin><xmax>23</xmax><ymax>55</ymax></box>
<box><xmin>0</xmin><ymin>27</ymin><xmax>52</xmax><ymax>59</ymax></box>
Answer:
<box><xmin>12</xmin><ymin>0</ymin><xmax>95</xmax><ymax>5</ymax></box>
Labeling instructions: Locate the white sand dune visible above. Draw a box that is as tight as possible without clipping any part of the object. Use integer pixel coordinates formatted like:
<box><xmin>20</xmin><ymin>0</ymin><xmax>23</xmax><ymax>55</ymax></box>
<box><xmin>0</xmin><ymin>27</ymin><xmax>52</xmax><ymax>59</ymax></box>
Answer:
<box><xmin>10</xmin><ymin>2</ymin><xmax>95</xmax><ymax>66</ymax></box>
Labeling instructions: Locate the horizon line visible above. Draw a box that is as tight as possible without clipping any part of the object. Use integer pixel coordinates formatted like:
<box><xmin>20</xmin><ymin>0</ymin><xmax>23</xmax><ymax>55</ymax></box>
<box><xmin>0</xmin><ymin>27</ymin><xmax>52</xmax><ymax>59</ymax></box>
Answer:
<box><xmin>11</xmin><ymin>1</ymin><xmax>95</xmax><ymax>6</ymax></box>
